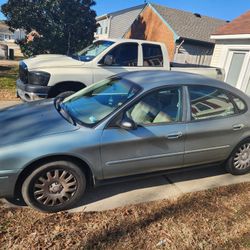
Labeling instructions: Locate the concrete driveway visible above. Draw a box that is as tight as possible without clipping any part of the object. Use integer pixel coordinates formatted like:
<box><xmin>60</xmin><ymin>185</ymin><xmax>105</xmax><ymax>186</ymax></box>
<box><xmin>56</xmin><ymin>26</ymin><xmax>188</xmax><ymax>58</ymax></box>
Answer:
<box><xmin>0</xmin><ymin>100</ymin><xmax>21</xmax><ymax>109</ymax></box>
<box><xmin>1</xmin><ymin>101</ymin><xmax>250</xmax><ymax>212</ymax></box>
<box><xmin>70</xmin><ymin>166</ymin><xmax>250</xmax><ymax>212</ymax></box>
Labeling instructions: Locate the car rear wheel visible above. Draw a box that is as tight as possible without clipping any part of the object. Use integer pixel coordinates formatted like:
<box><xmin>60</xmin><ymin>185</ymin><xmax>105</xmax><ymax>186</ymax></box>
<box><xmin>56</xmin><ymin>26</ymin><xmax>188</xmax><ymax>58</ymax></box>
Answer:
<box><xmin>226</xmin><ymin>140</ymin><xmax>250</xmax><ymax>175</ymax></box>
<box><xmin>21</xmin><ymin>160</ymin><xmax>86</xmax><ymax>213</ymax></box>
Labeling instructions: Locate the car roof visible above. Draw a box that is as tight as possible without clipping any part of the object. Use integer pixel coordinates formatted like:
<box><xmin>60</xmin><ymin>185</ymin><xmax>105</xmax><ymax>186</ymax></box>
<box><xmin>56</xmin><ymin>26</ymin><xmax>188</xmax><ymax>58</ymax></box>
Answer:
<box><xmin>117</xmin><ymin>70</ymin><xmax>245</xmax><ymax>96</ymax></box>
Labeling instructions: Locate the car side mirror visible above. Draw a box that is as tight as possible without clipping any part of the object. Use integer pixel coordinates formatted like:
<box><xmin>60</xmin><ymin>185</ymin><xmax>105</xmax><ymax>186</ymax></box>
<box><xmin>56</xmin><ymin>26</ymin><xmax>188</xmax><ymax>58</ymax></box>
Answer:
<box><xmin>104</xmin><ymin>55</ymin><xmax>113</xmax><ymax>66</ymax></box>
<box><xmin>119</xmin><ymin>118</ymin><xmax>137</xmax><ymax>130</ymax></box>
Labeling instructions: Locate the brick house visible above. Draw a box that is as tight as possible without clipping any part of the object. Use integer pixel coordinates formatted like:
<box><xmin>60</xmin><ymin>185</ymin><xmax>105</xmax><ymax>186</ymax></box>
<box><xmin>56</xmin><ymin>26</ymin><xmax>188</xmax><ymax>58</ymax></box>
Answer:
<box><xmin>124</xmin><ymin>3</ymin><xmax>227</xmax><ymax>64</ymax></box>
<box><xmin>211</xmin><ymin>10</ymin><xmax>250</xmax><ymax>95</ymax></box>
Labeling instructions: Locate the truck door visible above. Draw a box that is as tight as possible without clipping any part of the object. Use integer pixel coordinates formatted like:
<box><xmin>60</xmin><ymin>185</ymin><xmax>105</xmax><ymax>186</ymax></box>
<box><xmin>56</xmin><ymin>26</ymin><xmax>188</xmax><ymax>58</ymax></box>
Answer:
<box><xmin>93</xmin><ymin>42</ymin><xmax>140</xmax><ymax>83</ymax></box>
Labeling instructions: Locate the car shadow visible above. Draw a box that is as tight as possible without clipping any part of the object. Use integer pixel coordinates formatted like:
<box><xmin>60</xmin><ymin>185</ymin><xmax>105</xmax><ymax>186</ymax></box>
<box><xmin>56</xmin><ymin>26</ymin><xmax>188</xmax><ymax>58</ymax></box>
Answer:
<box><xmin>73</xmin><ymin>165</ymin><xmax>227</xmax><ymax>209</ymax></box>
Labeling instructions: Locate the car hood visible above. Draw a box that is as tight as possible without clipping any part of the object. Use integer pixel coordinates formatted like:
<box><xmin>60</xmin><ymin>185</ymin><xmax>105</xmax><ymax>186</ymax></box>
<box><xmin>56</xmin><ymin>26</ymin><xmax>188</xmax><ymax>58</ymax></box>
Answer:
<box><xmin>0</xmin><ymin>99</ymin><xmax>79</xmax><ymax>147</ymax></box>
<box><xmin>23</xmin><ymin>54</ymin><xmax>85</xmax><ymax>70</ymax></box>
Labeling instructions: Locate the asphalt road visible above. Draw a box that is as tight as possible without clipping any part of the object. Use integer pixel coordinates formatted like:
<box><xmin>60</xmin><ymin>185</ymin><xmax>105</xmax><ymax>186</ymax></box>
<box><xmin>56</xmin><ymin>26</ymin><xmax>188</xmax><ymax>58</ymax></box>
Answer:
<box><xmin>1</xmin><ymin>101</ymin><xmax>250</xmax><ymax>212</ymax></box>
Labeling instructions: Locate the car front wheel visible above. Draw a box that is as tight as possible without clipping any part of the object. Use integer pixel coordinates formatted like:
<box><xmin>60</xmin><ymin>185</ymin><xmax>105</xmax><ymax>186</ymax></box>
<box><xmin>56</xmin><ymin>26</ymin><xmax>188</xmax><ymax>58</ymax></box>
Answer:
<box><xmin>226</xmin><ymin>140</ymin><xmax>250</xmax><ymax>175</ymax></box>
<box><xmin>22</xmin><ymin>160</ymin><xmax>86</xmax><ymax>213</ymax></box>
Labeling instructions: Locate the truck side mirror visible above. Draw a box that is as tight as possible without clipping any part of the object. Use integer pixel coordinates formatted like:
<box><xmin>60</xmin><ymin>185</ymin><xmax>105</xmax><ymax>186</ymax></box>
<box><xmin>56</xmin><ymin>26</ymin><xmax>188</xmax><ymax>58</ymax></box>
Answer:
<box><xmin>104</xmin><ymin>55</ymin><xmax>113</xmax><ymax>66</ymax></box>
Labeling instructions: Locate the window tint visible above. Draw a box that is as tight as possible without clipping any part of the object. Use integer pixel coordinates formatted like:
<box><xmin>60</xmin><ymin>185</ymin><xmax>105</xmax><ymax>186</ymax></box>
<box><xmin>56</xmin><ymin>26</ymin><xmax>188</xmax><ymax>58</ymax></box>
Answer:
<box><xmin>142</xmin><ymin>44</ymin><xmax>163</xmax><ymax>67</ymax></box>
<box><xmin>126</xmin><ymin>87</ymin><xmax>182</xmax><ymax>125</ymax></box>
<box><xmin>103</xmin><ymin>43</ymin><xmax>138</xmax><ymax>66</ymax></box>
<box><xmin>189</xmin><ymin>86</ymin><xmax>236</xmax><ymax>121</ymax></box>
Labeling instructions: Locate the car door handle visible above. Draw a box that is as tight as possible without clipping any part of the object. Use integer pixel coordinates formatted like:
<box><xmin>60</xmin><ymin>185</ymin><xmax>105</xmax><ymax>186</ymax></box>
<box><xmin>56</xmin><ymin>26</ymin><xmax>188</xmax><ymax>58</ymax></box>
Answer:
<box><xmin>167</xmin><ymin>132</ymin><xmax>183</xmax><ymax>139</ymax></box>
<box><xmin>233</xmin><ymin>124</ymin><xmax>245</xmax><ymax>131</ymax></box>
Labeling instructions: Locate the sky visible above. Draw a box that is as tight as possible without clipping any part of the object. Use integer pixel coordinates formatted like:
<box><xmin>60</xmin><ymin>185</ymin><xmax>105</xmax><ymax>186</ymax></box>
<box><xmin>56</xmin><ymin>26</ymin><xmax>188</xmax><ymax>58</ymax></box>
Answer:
<box><xmin>0</xmin><ymin>0</ymin><xmax>250</xmax><ymax>21</ymax></box>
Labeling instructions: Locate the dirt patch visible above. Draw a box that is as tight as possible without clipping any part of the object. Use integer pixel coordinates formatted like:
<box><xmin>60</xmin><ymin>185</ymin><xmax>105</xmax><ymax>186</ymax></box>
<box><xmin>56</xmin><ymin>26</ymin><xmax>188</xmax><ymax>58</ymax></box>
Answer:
<box><xmin>0</xmin><ymin>89</ymin><xmax>17</xmax><ymax>101</ymax></box>
<box><xmin>0</xmin><ymin>183</ymin><xmax>249</xmax><ymax>249</ymax></box>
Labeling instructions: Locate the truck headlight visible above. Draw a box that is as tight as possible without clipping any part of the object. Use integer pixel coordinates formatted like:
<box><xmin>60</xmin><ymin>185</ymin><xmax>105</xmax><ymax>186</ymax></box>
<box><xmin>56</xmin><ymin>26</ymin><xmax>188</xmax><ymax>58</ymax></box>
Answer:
<box><xmin>28</xmin><ymin>71</ymin><xmax>50</xmax><ymax>86</ymax></box>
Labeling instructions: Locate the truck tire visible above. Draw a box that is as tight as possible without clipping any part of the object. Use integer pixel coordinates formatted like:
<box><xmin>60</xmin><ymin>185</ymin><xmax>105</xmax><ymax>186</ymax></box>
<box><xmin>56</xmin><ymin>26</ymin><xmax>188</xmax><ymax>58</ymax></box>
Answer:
<box><xmin>56</xmin><ymin>91</ymin><xmax>75</xmax><ymax>99</ymax></box>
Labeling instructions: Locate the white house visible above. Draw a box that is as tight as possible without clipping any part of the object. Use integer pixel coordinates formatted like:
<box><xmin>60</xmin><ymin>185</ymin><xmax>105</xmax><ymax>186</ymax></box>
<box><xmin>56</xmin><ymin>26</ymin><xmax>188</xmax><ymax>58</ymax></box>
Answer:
<box><xmin>95</xmin><ymin>4</ymin><xmax>146</xmax><ymax>40</ymax></box>
<box><xmin>211</xmin><ymin>10</ymin><xmax>250</xmax><ymax>95</ymax></box>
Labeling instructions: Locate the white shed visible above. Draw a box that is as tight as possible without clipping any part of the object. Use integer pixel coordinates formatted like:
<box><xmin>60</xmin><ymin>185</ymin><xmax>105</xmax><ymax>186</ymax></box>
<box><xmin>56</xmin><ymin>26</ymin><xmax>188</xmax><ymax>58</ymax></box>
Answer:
<box><xmin>210</xmin><ymin>10</ymin><xmax>250</xmax><ymax>95</ymax></box>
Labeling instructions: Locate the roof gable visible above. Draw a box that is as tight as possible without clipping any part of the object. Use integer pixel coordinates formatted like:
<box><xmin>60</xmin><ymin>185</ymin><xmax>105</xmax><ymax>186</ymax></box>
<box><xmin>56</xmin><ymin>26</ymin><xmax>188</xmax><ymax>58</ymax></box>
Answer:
<box><xmin>151</xmin><ymin>3</ymin><xmax>227</xmax><ymax>43</ymax></box>
<box><xmin>0</xmin><ymin>21</ymin><xmax>12</xmax><ymax>34</ymax></box>
<box><xmin>213</xmin><ymin>10</ymin><xmax>250</xmax><ymax>35</ymax></box>
<box><xmin>109</xmin><ymin>5</ymin><xmax>146</xmax><ymax>38</ymax></box>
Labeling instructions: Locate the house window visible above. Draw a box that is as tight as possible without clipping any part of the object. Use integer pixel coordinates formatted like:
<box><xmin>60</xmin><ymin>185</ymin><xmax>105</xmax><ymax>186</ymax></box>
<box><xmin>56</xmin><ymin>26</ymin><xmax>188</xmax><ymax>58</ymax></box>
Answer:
<box><xmin>142</xmin><ymin>44</ymin><xmax>163</xmax><ymax>67</ymax></box>
<box><xmin>105</xmin><ymin>26</ymin><xmax>108</xmax><ymax>34</ymax></box>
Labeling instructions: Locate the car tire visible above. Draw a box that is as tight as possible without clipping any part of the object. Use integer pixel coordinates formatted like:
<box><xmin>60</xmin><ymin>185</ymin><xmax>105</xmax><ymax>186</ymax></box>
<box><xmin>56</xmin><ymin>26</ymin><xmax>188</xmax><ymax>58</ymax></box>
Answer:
<box><xmin>21</xmin><ymin>160</ymin><xmax>86</xmax><ymax>213</ymax></box>
<box><xmin>5</xmin><ymin>197</ymin><xmax>26</xmax><ymax>207</ymax></box>
<box><xmin>226</xmin><ymin>140</ymin><xmax>250</xmax><ymax>175</ymax></box>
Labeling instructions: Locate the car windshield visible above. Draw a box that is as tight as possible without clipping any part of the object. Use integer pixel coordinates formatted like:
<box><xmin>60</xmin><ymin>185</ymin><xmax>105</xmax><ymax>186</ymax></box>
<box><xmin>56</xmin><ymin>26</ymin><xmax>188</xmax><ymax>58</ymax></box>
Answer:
<box><xmin>72</xmin><ymin>40</ymin><xmax>114</xmax><ymax>62</ymax></box>
<box><xmin>61</xmin><ymin>78</ymin><xmax>141</xmax><ymax>127</ymax></box>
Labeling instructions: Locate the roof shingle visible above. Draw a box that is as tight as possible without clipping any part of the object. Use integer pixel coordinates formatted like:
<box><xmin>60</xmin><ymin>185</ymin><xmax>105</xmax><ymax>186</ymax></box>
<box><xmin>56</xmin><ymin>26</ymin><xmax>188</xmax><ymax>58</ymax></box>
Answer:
<box><xmin>151</xmin><ymin>3</ymin><xmax>227</xmax><ymax>43</ymax></box>
<box><xmin>213</xmin><ymin>10</ymin><xmax>250</xmax><ymax>35</ymax></box>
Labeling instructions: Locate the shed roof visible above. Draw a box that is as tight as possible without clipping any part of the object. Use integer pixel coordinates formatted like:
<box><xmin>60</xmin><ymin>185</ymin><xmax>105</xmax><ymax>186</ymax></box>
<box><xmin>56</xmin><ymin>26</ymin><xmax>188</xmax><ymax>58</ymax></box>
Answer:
<box><xmin>213</xmin><ymin>10</ymin><xmax>250</xmax><ymax>35</ymax></box>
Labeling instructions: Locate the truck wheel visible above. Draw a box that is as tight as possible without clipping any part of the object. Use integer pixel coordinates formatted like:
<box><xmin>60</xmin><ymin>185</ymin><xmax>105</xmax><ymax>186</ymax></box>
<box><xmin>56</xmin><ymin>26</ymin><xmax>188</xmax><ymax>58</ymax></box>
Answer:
<box><xmin>226</xmin><ymin>140</ymin><xmax>250</xmax><ymax>175</ymax></box>
<box><xmin>56</xmin><ymin>91</ymin><xmax>75</xmax><ymax>99</ymax></box>
<box><xmin>21</xmin><ymin>161</ymin><xmax>86</xmax><ymax>213</ymax></box>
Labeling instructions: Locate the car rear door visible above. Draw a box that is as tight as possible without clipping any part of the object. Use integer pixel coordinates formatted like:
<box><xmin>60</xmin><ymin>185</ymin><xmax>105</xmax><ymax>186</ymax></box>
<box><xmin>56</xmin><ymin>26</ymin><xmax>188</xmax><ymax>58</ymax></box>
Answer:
<box><xmin>100</xmin><ymin>86</ymin><xmax>186</xmax><ymax>179</ymax></box>
<box><xmin>184</xmin><ymin>85</ymin><xmax>248</xmax><ymax>167</ymax></box>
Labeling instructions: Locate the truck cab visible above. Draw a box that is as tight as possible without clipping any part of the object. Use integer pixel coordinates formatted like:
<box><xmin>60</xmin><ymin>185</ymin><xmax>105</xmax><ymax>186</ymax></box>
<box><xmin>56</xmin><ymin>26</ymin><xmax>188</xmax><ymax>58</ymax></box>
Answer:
<box><xmin>16</xmin><ymin>39</ymin><xmax>223</xmax><ymax>101</ymax></box>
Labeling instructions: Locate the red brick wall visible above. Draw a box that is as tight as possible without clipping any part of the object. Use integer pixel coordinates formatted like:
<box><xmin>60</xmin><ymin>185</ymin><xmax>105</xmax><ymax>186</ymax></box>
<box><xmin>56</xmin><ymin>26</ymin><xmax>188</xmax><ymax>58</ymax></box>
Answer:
<box><xmin>124</xmin><ymin>5</ymin><xmax>176</xmax><ymax>60</ymax></box>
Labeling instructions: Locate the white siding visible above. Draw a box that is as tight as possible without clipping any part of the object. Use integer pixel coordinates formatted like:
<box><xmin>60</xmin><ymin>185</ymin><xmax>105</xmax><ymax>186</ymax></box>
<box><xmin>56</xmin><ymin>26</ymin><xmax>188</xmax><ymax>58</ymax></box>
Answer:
<box><xmin>210</xmin><ymin>43</ymin><xmax>224</xmax><ymax>67</ymax></box>
<box><xmin>109</xmin><ymin>7</ymin><xmax>144</xmax><ymax>38</ymax></box>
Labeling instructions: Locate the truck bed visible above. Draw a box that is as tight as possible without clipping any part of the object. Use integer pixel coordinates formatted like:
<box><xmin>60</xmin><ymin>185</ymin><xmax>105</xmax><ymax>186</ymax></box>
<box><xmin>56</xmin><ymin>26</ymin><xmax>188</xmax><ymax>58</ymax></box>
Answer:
<box><xmin>170</xmin><ymin>62</ymin><xmax>225</xmax><ymax>81</ymax></box>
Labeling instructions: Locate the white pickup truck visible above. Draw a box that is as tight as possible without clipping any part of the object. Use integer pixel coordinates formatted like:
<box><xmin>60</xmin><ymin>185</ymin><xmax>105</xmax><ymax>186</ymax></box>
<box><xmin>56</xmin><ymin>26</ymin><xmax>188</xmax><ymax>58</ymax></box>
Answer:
<box><xmin>16</xmin><ymin>39</ymin><xmax>224</xmax><ymax>101</ymax></box>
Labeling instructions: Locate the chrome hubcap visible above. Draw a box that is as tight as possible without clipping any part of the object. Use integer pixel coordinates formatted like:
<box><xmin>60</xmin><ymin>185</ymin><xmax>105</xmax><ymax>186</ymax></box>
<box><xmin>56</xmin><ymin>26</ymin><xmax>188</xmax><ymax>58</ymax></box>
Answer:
<box><xmin>33</xmin><ymin>169</ymin><xmax>77</xmax><ymax>207</ymax></box>
<box><xmin>233</xmin><ymin>143</ymin><xmax>250</xmax><ymax>169</ymax></box>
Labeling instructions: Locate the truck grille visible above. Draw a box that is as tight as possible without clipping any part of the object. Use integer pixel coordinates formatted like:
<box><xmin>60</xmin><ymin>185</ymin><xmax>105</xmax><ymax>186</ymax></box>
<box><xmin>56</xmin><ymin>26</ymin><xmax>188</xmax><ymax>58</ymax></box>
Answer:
<box><xmin>19</xmin><ymin>61</ymin><xmax>28</xmax><ymax>83</ymax></box>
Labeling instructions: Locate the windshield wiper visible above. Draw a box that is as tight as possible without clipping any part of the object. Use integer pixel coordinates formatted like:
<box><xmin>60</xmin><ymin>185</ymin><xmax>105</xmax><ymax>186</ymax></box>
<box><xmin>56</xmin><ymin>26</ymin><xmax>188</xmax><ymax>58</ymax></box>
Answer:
<box><xmin>54</xmin><ymin>98</ymin><xmax>77</xmax><ymax>126</ymax></box>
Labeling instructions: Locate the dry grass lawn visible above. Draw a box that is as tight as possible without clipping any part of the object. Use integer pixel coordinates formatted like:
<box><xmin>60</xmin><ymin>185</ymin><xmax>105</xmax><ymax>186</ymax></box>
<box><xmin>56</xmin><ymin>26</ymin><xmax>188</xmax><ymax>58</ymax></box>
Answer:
<box><xmin>0</xmin><ymin>183</ymin><xmax>249</xmax><ymax>249</ymax></box>
<box><xmin>0</xmin><ymin>63</ymin><xmax>19</xmax><ymax>100</ymax></box>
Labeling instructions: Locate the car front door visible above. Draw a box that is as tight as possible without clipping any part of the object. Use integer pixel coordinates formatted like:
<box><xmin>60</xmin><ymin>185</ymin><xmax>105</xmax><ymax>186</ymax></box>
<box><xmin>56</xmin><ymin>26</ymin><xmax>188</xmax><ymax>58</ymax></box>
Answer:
<box><xmin>93</xmin><ymin>42</ymin><xmax>140</xmax><ymax>83</ymax></box>
<box><xmin>100</xmin><ymin>86</ymin><xmax>186</xmax><ymax>179</ymax></box>
<box><xmin>184</xmin><ymin>85</ymin><xmax>247</xmax><ymax>167</ymax></box>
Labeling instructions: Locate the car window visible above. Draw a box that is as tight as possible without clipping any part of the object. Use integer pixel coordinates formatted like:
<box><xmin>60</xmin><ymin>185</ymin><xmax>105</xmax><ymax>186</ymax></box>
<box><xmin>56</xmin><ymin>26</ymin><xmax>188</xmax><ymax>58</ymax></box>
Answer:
<box><xmin>126</xmin><ymin>87</ymin><xmax>182</xmax><ymax>125</ymax></box>
<box><xmin>142</xmin><ymin>44</ymin><xmax>163</xmax><ymax>67</ymax></box>
<box><xmin>62</xmin><ymin>78</ymin><xmax>141</xmax><ymax>127</ymax></box>
<box><xmin>231</xmin><ymin>95</ymin><xmax>247</xmax><ymax>112</ymax></box>
<box><xmin>101</xmin><ymin>43</ymin><xmax>138</xmax><ymax>67</ymax></box>
<box><xmin>188</xmin><ymin>85</ymin><xmax>237</xmax><ymax>121</ymax></box>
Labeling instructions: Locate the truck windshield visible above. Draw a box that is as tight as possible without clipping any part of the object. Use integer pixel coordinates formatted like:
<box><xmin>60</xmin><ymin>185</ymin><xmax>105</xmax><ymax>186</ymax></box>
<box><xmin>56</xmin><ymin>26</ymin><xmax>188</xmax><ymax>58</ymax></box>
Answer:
<box><xmin>61</xmin><ymin>78</ymin><xmax>141</xmax><ymax>127</ymax></box>
<box><xmin>73</xmin><ymin>40</ymin><xmax>114</xmax><ymax>62</ymax></box>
